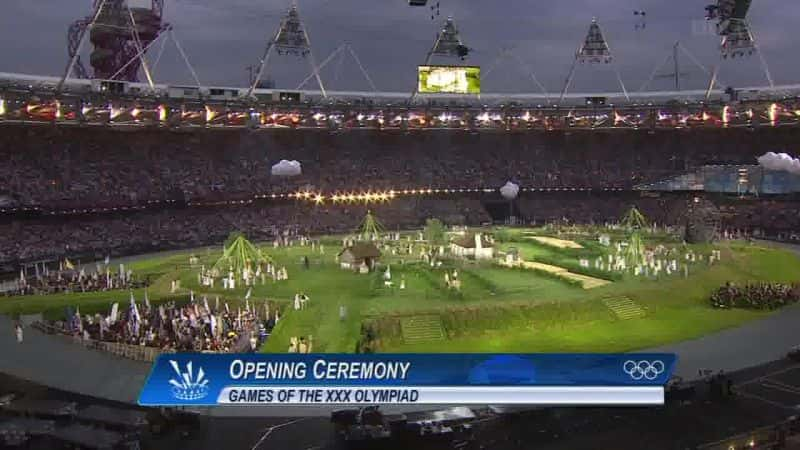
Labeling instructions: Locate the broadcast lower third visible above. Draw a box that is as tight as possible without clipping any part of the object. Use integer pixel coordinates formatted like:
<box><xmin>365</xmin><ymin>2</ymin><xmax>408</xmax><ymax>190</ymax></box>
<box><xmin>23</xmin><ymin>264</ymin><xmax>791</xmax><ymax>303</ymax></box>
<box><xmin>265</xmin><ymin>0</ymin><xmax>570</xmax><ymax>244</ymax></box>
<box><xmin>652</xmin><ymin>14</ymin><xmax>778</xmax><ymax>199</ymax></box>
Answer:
<box><xmin>217</xmin><ymin>386</ymin><xmax>664</xmax><ymax>405</ymax></box>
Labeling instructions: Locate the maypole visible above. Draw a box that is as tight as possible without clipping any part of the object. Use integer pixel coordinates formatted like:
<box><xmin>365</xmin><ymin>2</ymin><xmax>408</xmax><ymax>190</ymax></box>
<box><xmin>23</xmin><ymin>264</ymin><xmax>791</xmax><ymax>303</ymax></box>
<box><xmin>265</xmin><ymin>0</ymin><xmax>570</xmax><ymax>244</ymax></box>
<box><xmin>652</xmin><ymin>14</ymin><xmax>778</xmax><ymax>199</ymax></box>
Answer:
<box><xmin>213</xmin><ymin>232</ymin><xmax>272</xmax><ymax>278</ymax></box>
<box><xmin>621</xmin><ymin>206</ymin><xmax>647</xmax><ymax>268</ymax></box>
<box><xmin>358</xmin><ymin>211</ymin><xmax>384</xmax><ymax>241</ymax></box>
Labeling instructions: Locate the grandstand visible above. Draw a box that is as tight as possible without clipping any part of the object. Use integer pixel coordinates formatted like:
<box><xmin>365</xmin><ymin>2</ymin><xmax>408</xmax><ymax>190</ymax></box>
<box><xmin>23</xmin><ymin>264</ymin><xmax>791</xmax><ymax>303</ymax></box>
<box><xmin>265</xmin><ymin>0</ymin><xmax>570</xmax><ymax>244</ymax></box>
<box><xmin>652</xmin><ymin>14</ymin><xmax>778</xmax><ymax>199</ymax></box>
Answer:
<box><xmin>3</xmin><ymin>2</ymin><xmax>800</xmax><ymax>448</ymax></box>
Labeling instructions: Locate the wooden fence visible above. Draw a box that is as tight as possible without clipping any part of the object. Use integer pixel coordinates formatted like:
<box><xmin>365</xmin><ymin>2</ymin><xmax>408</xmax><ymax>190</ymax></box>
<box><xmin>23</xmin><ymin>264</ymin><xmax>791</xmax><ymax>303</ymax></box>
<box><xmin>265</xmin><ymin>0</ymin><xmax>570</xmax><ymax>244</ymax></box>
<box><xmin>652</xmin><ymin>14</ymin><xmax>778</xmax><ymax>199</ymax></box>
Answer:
<box><xmin>32</xmin><ymin>321</ymin><xmax>172</xmax><ymax>363</ymax></box>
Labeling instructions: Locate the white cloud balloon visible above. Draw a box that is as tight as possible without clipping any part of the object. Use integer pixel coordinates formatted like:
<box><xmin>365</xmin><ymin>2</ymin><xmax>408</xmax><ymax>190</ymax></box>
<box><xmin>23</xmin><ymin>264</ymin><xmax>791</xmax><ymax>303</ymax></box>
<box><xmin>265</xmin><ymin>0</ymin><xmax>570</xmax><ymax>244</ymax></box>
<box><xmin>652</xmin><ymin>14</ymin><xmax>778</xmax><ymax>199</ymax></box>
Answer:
<box><xmin>271</xmin><ymin>160</ymin><xmax>302</xmax><ymax>177</ymax></box>
<box><xmin>757</xmin><ymin>152</ymin><xmax>800</xmax><ymax>174</ymax></box>
<box><xmin>500</xmin><ymin>181</ymin><xmax>520</xmax><ymax>200</ymax></box>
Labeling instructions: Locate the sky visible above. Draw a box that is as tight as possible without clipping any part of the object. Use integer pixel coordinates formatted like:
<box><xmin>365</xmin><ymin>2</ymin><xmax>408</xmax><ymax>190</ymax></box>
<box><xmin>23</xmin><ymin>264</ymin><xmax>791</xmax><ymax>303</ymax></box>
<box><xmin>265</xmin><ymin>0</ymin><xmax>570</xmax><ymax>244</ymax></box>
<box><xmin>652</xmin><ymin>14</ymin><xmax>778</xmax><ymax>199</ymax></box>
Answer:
<box><xmin>0</xmin><ymin>0</ymin><xmax>797</xmax><ymax>94</ymax></box>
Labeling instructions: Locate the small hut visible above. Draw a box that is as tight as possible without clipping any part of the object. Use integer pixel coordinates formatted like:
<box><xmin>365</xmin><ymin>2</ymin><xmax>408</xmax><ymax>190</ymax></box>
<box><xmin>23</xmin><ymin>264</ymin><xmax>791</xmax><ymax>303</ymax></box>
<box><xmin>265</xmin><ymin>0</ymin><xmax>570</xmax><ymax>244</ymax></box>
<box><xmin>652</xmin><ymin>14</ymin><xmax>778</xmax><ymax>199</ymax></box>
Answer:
<box><xmin>338</xmin><ymin>243</ymin><xmax>382</xmax><ymax>272</ymax></box>
<box><xmin>450</xmin><ymin>233</ymin><xmax>494</xmax><ymax>260</ymax></box>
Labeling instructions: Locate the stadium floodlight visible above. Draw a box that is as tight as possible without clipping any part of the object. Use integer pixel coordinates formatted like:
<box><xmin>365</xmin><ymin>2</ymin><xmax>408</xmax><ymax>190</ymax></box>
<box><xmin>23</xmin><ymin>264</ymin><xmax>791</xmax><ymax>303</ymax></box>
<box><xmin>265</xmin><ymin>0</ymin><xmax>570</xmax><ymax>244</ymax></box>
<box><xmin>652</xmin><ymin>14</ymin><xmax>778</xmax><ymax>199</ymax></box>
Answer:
<box><xmin>703</xmin><ymin>0</ymin><xmax>772</xmax><ymax>98</ymax></box>
<box><xmin>559</xmin><ymin>18</ymin><xmax>629</xmax><ymax>105</ymax></box>
<box><xmin>431</xmin><ymin>17</ymin><xmax>467</xmax><ymax>58</ymax></box>
<box><xmin>247</xmin><ymin>2</ymin><xmax>326</xmax><ymax>98</ymax></box>
<box><xmin>576</xmin><ymin>18</ymin><xmax>613</xmax><ymax>64</ymax></box>
<box><xmin>410</xmin><ymin>16</ymin><xmax>472</xmax><ymax>100</ymax></box>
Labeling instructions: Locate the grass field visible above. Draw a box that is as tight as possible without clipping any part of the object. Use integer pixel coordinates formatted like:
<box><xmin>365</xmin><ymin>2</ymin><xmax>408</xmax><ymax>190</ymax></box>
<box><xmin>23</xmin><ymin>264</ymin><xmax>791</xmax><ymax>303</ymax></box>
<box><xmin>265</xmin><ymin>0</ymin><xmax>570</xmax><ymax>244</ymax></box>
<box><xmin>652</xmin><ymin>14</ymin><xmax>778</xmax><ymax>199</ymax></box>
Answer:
<box><xmin>2</xmin><ymin>226</ymin><xmax>798</xmax><ymax>354</ymax></box>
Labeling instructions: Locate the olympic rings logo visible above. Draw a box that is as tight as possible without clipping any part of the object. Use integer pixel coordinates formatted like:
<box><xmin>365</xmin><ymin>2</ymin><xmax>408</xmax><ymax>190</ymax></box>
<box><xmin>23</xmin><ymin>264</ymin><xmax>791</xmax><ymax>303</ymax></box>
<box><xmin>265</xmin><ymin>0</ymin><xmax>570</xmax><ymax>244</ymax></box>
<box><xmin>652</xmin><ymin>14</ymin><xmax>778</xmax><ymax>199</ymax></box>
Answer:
<box><xmin>623</xmin><ymin>360</ymin><xmax>665</xmax><ymax>380</ymax></box>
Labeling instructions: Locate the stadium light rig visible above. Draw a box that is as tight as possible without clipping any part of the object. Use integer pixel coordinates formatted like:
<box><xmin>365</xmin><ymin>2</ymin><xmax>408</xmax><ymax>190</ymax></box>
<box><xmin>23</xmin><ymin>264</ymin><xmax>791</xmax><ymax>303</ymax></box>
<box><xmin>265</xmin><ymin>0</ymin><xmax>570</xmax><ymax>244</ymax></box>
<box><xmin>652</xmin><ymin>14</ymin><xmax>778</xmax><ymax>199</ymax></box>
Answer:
<box><xmin>768</xmin><ymin>103</ymin><xmax>778</xmax><ymax>126</ymax></box>
<box><xmin>205</xmin><ymin>106</ymin><xmax>217</xmax><ymax>123</ymax></box>
<box><xmin>110</xmin><ymin>104</ymin><xmax>122</xmax><ymax>121</ymax></box>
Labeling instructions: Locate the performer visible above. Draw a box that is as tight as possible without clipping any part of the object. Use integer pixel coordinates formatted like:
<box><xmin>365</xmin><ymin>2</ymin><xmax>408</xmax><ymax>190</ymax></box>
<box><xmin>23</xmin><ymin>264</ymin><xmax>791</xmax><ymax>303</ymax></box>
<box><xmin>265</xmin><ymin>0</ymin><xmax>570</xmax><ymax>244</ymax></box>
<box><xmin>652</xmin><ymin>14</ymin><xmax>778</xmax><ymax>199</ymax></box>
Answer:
<box><xmin>14</xmin><ymin>321</ymin><xmax>23</xmax><ymax>344</ymax></box>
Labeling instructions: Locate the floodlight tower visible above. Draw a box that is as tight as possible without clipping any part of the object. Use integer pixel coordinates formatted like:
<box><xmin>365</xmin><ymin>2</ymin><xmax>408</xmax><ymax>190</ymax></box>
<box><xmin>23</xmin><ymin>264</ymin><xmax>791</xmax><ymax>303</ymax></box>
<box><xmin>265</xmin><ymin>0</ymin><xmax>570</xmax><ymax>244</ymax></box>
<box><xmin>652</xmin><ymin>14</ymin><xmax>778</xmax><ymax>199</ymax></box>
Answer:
<box><xmin>704</xmin><ymin>0</ymin><xmax>773</xmax><ymax>98</ymax></box>
<box><xmin>410</xmin><ymin>16</ymin><xmax>470</xmax><ymax>100</ymax></box>
<box><xmin>64</xmin><ymin>0</ymin><xmax>166</xmax><ymax>83</ymax></box>
<box><xmin>247</xmin><ymin>2</ymin><xmax>326</xmax><ymax>98</ymax></box>
<box><xmin>559</xmin><ymin>18</ymin><xmax>629</xmax><ymax>104</ymax></box>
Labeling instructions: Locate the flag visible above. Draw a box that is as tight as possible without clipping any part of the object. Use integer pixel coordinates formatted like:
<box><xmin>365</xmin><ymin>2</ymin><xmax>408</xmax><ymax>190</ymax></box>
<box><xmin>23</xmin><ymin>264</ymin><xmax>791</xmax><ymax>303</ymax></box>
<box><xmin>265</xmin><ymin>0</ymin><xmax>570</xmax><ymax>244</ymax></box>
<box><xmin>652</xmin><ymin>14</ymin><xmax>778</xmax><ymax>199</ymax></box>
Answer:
<box><xmin>225</xmin><ymin>302</ymin><xmax>230</xmax><ymax>313</ymax></box>
<box><xmin>245</xmin><ymin>287</ymin><xmax>252</xmax><ymax>300</ymax></box>
<box><xmin>144</xmin><ymin>290</ymin><xmax>151</xmax><ymax>309</ymax></box>
<box><xmin>110</xmin><ymin>303</ymin><xmax>119</xmax><ymax>324</ymax></box>
<box><xmin>129</xmin><ymin>293</ymin><xmax>140</xmax><ymax>336</ymax></box>
<box><xmin>210</xmin><ymin>315</ymin><xmax>217</xmax><ymax>336</ymax></box>
<box><xmin>64</xmin><ymin>258</ymin><xmax>74</xmax><ymax>270</ymax></box>
<box><xmin>190</xmin><ymin>291</ymin><xmax>195</xmax><ymax>303</ymax></box>
<box><xmin>104</xmin><ymin>255</ymin><xmax>110</xmax><ymax>265</ymax></box>
<box><xmin>74</xmin><ymin>306</ymin><xmax>83</xmax><ymax>333</ymax></box>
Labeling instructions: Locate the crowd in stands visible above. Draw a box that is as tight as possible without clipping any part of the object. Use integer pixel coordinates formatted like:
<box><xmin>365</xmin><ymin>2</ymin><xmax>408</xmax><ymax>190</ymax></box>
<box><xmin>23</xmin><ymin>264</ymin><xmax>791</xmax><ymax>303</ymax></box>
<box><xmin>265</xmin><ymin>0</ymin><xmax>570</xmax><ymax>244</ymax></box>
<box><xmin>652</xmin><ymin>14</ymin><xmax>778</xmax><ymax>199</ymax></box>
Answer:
<box><xmin>710</xmin><ymin>282</ymin><xmax>800</xmax><ymax>310</ymax></box>
<box><xmin>49</xmin><ymin>298</ymin><xmax>275</xmax><ymax>352</ymax></box>
<box><xmin>2</xmin><ymin>125</ymin><xmax>798</xmax><ymax>209</ymax></box>
<box><xmin>1</xmin><ymin>123</ymin><xmax>799</xmax><ymax>269</ymax></box>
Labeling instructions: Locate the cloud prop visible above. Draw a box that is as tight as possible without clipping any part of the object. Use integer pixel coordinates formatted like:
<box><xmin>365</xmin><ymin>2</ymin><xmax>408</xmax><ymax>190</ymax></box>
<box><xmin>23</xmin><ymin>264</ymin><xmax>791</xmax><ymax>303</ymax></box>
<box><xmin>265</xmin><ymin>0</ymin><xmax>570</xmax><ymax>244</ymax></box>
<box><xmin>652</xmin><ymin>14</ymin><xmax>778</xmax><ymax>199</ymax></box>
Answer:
<box><xmin>271</xmin><ymin>160</ymin><xmax>302</xmax><ymax>177</ymax></box>
<box><xmin>757</xmin><ymin>152</ymin><xmax>800</xmax><ymax>174</ymax></box>
<box><xmin>500</xmin><ymin>181</ymin><xmax>520</xmax><ymax>200</ymax></box>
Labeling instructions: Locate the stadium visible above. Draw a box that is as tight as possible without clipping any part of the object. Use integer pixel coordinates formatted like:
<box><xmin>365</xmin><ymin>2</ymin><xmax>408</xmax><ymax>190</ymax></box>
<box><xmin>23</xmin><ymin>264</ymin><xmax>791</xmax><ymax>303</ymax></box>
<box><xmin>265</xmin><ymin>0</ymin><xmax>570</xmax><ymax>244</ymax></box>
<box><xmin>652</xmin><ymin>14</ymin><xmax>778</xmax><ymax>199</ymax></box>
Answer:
<box><xmin>2</xmin><ymin>0</ymin><xmax>800</xmax><ymax>449</ymax></box>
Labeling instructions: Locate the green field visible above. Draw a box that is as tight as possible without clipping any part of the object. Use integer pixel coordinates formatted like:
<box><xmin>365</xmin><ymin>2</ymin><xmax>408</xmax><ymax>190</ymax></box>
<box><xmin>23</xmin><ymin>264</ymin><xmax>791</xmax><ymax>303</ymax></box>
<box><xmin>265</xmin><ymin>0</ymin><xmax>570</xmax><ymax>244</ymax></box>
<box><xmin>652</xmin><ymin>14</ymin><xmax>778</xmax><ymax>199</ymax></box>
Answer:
<box><xmin>2</xmin><ymin>226</ymin><xmax>798</xmax><ymax>354</ymax></box>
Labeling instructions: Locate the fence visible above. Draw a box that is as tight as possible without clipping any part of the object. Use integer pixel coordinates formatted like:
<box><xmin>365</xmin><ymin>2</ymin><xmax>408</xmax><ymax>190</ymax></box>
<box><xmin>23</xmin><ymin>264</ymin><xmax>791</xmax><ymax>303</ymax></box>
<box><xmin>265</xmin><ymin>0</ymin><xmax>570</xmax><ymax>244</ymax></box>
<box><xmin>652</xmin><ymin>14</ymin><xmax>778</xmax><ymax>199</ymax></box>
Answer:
<box><xmin>31</xmin><ymin>321</ymin><xmax>172</xmax><ymax>363</ymax></box>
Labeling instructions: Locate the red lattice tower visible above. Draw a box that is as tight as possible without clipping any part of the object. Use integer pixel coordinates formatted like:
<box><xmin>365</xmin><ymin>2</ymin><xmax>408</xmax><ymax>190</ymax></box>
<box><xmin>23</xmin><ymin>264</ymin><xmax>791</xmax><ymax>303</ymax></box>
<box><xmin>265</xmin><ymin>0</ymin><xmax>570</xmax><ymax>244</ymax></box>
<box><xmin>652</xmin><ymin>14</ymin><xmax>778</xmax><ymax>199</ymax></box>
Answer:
<box><xmin>67</xmin><ymin>0</ymin><xmax>166</xmax><ymax>81</ymax></box>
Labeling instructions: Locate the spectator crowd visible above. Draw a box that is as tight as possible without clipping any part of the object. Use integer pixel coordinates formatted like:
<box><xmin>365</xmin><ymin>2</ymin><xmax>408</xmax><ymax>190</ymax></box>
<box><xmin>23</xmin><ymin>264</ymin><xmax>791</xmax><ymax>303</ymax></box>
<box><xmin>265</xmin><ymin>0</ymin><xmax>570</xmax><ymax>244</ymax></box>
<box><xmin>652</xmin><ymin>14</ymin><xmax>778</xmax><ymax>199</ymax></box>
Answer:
<box><xmin>2</xmin><ymin>125</ymin><xmax>798</xmax><ymax>209</ymax></box>
<box><xmin>0</xmin><ymin>124</ymin><xmax>799</xmax><ymax>269</ymax></box>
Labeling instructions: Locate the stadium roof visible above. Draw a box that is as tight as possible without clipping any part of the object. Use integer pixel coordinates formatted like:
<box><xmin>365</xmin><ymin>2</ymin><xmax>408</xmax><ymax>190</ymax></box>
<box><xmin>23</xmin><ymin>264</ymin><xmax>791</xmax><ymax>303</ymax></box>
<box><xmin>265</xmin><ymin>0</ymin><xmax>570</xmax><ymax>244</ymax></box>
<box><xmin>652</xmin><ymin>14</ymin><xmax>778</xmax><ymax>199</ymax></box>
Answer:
<box><xmin>2</xmin><ymin>71</ymin><xmax>800</xmax><ymax>107</ymax></box>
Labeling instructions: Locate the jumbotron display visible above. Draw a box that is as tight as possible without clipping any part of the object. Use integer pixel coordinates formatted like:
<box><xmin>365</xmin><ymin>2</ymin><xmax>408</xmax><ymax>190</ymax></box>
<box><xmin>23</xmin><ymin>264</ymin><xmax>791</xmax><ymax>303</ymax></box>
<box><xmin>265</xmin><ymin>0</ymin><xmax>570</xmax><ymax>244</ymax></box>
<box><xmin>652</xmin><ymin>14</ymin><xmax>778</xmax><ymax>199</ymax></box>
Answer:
<box><xmin>418</xmin><ymin>65</ymin><xmax>481</xmax><ymax>94</ymax></box>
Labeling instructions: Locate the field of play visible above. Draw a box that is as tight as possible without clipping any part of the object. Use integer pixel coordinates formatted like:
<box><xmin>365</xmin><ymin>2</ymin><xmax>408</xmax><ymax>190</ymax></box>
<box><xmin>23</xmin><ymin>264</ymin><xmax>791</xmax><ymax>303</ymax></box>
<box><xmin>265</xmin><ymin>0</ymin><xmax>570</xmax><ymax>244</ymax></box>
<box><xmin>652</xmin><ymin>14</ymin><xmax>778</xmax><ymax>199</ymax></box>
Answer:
<box><xmin>2</xmin><ymin>219</ymin><xmax>799</xmax><ymax>354</ymax></box>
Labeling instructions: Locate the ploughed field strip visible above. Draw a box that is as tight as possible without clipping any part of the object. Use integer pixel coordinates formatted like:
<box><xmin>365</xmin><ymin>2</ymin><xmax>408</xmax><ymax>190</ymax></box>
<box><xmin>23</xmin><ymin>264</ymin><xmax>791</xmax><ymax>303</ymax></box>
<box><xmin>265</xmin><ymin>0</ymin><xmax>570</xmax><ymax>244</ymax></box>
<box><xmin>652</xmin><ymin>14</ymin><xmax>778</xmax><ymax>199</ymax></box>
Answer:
<box><xmin>499</xmin><ymin>259</ymin><xmax>611</xmax><ymax>290</ymax></box>
<box><xmin>400</xmin><ymin>315</ymin><xmax>445</xmax><ymax>344</ymax></box>
<box><xmin>523</xmin><ymin>235</ymin><xmax>585</xmax><ymax>249</ymax></box>
<box><xmin>602</xmin><ymin>297</ymin><xmax>647</xmax><ymax>320</ymax></box>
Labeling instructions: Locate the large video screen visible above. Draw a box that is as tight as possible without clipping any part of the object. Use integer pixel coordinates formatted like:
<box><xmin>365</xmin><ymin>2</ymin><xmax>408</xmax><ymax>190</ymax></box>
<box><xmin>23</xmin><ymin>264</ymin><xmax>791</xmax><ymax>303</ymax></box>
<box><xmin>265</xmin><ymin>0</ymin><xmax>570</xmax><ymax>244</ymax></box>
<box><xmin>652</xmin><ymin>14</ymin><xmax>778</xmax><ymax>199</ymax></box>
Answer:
<box><xmin>418</xmin><ymin>65</ymin><xmax>480</xmax><ymax>94</ymax></box>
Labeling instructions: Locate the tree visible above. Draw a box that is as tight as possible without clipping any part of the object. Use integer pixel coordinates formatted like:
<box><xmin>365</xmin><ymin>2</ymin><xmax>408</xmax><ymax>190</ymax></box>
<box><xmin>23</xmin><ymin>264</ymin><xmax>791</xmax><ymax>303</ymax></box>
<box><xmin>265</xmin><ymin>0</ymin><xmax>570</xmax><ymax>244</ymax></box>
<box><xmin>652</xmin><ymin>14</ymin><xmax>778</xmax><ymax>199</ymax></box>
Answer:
<box><xmin>424</xmin><ymin>218</ymin><xmax>446</xmax><ymax>246</ymax></box>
